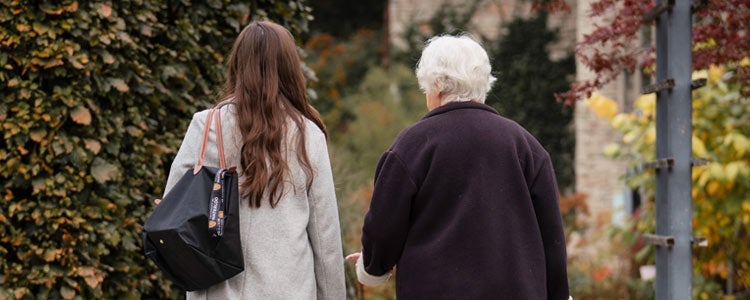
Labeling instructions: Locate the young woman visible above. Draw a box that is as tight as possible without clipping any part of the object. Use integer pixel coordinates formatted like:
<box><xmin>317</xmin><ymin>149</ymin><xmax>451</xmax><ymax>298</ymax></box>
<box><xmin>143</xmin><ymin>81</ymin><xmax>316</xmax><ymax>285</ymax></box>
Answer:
<box><xmin>162</xmin><ymin>21</ymin><xmax>346</xmax><ymax>299</ymax></box>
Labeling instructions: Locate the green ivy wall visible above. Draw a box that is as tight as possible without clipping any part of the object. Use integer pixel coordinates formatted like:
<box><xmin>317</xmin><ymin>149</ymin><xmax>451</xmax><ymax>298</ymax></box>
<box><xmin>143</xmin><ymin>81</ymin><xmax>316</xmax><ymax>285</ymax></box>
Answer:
<box><xmin>0</xmin><ymin>1</ymin><xmax>311</xmax><ymax>298</ymax></box>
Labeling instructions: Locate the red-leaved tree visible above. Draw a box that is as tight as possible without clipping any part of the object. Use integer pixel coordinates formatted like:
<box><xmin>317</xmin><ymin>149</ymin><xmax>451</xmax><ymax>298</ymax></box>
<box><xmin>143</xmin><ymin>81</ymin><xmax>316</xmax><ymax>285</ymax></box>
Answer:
<box><xmin>534</xmin><ymin>0</ymin><xmax>750</xmax><ymax>104</ymax></box>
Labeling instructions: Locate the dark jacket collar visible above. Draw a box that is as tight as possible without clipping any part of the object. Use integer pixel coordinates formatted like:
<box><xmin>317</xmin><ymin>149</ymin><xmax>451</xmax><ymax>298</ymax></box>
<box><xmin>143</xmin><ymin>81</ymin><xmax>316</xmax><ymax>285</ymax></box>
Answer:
<box><xmin>422</xmin><ymin>101</ymin><xmax>499</xmax><ymax>120</ymax></box>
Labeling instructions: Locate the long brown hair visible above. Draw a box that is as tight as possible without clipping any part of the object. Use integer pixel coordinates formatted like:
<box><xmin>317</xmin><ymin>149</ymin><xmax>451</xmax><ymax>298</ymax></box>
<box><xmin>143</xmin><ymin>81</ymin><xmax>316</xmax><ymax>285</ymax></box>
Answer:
<box><xmin>223</xmin><ymin>21</ymin><xmax>327</xmax><ymax>208</ymax></box>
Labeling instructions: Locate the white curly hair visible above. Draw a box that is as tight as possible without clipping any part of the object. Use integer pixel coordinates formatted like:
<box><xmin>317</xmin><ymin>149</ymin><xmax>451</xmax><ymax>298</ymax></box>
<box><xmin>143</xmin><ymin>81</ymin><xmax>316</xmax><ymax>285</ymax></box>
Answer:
<box><xmin>415</xmin><ymin>34</ymin><xmax>496</xmax><ymax>104</ymax></box>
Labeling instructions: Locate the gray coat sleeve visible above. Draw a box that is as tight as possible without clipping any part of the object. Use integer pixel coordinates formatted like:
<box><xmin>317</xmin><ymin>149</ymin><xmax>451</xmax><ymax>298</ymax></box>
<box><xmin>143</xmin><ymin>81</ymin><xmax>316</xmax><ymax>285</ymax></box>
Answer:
<box><xmin>163</xmin><ymin>112</ymin><xmax>205</xmax><ymax>197</ymax></box>
<box><xmin>304</xmin><ymin>126</ymin><xmax>347</xmax><ymax>299</ymax></box>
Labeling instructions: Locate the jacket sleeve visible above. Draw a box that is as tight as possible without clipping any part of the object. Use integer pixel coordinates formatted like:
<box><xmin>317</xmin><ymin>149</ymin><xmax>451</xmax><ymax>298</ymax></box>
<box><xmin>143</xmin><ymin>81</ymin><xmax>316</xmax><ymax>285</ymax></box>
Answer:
<box><xmin>529</xmin><ymin>155</ymin><xmax>570</xmax><ymax>300</ymax></box>
<box><xmin>163</xmin><ymin>112</ymin><xmax>205</xmax><ymax>197</ymax></box>
<box><xmin>305</xmin><ymin>128</ymin><xmax>346</xmax><ymax>299</ymax></box>
<box><xmin>359</xmin><ymin>150</ymin><xmax>417</xmax><ymax>285</ymax></box>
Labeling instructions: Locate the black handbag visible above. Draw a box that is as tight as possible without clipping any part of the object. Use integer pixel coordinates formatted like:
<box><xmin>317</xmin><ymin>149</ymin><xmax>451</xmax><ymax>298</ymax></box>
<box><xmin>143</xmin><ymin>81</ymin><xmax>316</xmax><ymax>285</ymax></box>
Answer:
<box><xmin>143</xmin><ymin>107</ymin><xmax>244</xmax><ymax>291</ymax></box>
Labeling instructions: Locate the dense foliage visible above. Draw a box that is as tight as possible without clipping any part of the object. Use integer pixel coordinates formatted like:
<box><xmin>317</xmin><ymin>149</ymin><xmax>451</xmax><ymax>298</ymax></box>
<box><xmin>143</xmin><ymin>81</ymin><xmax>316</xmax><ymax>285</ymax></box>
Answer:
<box><xmin>0</xmin><ymin>1</ymin><xmax>311</xmax><ymax>298</ymax></box>
<box><xmin>304</xmin><ymin>29</ymin><xmax>383</xmax><ymax>136</ymax></box>
<box><xmin>596</xmin><ymin>65</ymin><xmax>750</xmax><ymax>298</ymax></box>
<box><xmin>486</xmin><ymin>12</ymin><xmax>576</xmax><ymax>190</ymax></box>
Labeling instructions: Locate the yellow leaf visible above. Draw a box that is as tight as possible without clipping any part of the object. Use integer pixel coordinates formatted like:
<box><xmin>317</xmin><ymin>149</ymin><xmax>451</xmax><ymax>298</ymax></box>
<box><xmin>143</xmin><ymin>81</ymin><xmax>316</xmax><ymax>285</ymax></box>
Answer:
<box><xmin>587</xmin><ymin>93</ymin><xmax>618</xmax><ymax>120</ymax></box>
<box><xmin>110</xmin><ymin>78</ymin><xmax>129</xmax><ymax>92</ymax></box>
<box><xmin>741</xmin><ymin>57</ymin><xmax>750</xmax><ymax>67</ymax></box>
<box><xmin>693</xmin><ymin>136</ymin><xmax>707</xmax><ymax>157</ymax></box>
<box><xmin>645</xmin><ymin>126</ymin><xmax>656</xmax><ymax>144</ymax></box>
<box><xmin>726</xmin><ymin>162</ymin><xmax>739</xmax><ymax>183</ymax></box>
<box><xmin>610</xmin><ymin>114</ymin><xmax>630</xmax><ymax>130</ymax></box>
<box><xmin>70</xmin><ymin>106</ymin><xmax>92</xmax><ymax>125</ymax></box>
<box><xmin>733</xmin><ymin>134</ymin><xmax>748</xmax><ymax>157</ymax></box>
<box><xmin>635</xmin><ymin>93</ymin><xmax>656</xmax><ymax>116</ymax></box>
<box><xmin>692</xmin><ymin>167</ymin><xmax>704</xmax><ymax>181</ymax></box>
<box><xmin>742</xmin><ymin>201</ymin><xmax>750</xmax><ymax>213</ymax></box>
<box><xmin>692</xmin><ymin>70</ymin><xmax>708</xmax><ymax>81</ymax></box>
<box><xmin>623</xmin><ymin>130</ymin><xmax>639</xmax><ymax>144</ymax></box>
<box><xmin>708</xmin><ymin>65</ymin><xmax>725</xmax><ymax>83</ymax></box>
<box><xmin>708</xmin><ymin>164</ymin><xmax>725</xmax><ymax>182</ymax></box>
<box><xmin>603</xmin><ymin>143</ymin><xmax>620</xmax><ymax>157</ymax></box>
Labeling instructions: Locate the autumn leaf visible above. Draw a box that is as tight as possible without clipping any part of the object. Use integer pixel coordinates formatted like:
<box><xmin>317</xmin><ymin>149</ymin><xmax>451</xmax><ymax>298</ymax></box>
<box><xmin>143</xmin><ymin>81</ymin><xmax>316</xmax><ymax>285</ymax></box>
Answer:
<box><xmin>77</xmin><ymin>266</ymin><xmax>104</xmax><ymax>288</ymax></box>
<box><xmin>693</xmin><ymin>136</ymin><xmax>707</xmax><ymax>157</ymax></box>
<box><xmin>110</xmin><ymin>78</ymin><xmax>129</xmax><ymax>92</ymax></box>
<box><xmin>634</xmin><ymin>93</ymin><xmax>656</xmax><ymax>116</ymax></box>
<box><xmin>101</xmin><ymin>51</ymin><xmax>115</xmax><ymax>64</ymax></box>
<box><xmin>60</xmin><ymin>286</ymin><xmax>75</xmax><ymax>299</ymax></box>
<box><xmin>91</xmin><ymin>158</ymin><xmax>119</xmax><ymax>183</ymax></box>
<box><xmin>587</xmin><ymin>92</ymin><xmax>618</xmax><ymax>120</ymax></box>
<box><xmin>29</xmin><ymin>129</ymin><xmax>46</xmax><ymax>142</ymax></box>
<box><xmin>99</xmin><ymin>3</ymin><xmax>112</xmax><ymax>18</ymax></box>
<box><xmin>31</xmin><ymin>179</ymin><xmax>45</xmax><ymax>195</ymax></box>
<box><xmin>43</xmin><ymin>248</ymin><xmax>59</xmax><ymax>262</ymax></box>
<box><xmin>70</xmin><ymin>106</ymin><xmax>92</xmax><ymax>125</ymax></box>
<box><xmin>76</xmin><ymin>266</ymin><xmax>94</xmax><ymax>277</ymax></box>
<box><xmin>84</xmin><ymin>139</ymin><xmax>101</xmax><ymax>154</ymax></box>
<box><xmin>14</xmin><ymin>288</ymin><xmax>29</xmax><ymax>299</ymax></box>
<box><xmin>603</xmin><ymin>143</ymin><xmax>620</xmax><ymax>157</ymax></box>
<box><xmin>16</xmin><ymin>24</ymin><xmax>30</xmax><ymax>32</ymax></box>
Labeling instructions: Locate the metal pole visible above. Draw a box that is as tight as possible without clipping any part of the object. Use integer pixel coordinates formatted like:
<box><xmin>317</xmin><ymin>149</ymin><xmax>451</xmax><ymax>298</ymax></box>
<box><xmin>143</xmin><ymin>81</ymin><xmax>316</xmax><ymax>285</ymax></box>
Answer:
<box><xmin>654</xmin><ymin>0</ymin><xmax>693</xmax><ymax>298</ymax></box>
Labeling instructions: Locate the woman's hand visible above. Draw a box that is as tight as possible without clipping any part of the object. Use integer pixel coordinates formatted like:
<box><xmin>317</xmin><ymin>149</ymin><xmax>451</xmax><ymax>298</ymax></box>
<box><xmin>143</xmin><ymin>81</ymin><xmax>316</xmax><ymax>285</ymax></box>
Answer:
<box><xmin>345</xmin><ymin>252</ymin><xmax>361</xmax><ymax>262</ymax></box>
<box><xmin>154</xmin><ymin>198</ymin><xmax>161</xmax><ymax>205</ymax></box>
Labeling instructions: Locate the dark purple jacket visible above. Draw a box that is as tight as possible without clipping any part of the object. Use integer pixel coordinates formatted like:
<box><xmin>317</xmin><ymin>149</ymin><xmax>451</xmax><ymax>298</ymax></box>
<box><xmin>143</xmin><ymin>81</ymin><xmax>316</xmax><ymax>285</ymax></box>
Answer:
<box><xmin>361</xmin><ymin>101</ymin><xmax>569</xmax><ymax>299</ymax></box>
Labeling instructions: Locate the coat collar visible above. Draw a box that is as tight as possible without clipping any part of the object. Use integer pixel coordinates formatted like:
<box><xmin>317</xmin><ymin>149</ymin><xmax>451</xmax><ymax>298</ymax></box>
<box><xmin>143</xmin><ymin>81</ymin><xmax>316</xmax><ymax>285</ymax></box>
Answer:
<box><xmin>422</xmin><ymin>101</ymin><xmax>499</xmax><ymax>120</ymax></box>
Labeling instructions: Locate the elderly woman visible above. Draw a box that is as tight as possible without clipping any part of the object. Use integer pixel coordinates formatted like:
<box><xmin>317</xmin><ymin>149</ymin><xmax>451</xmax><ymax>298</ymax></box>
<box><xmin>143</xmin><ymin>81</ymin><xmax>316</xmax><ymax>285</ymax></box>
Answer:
<box><xmin>346</xmin><ymin>35</ymin><xmax>570</xmax><ymax>299</ymax></box>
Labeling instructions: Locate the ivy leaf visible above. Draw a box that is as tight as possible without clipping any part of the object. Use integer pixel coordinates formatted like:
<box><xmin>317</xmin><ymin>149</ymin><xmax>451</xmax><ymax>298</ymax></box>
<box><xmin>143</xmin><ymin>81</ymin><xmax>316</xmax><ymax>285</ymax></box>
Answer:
<box><xmin>43</xmin><ymin>248</ymin><xmax>59</xmax><ymax>262</ymax></box>
<box><xmin>110</xmin><ymin>78</ymin><xmax>129</xmax><ymax>92</ymax></box>
<box><xmin>84</xmin><ymin>139</ymin><xmax>101</xmax><ymax>155</ymax></box>
<box><xmin>100</xmin><ymin>51</ymin><xmax>115</xmax><ymax>64</ymax></box>
<box><xmin>60</xmin><ymin>286</ymin><xmax>75</xmax><ymax>299</ymax></box>
<box><xmin>14</xmin><ymin>288</ymin><xmax>30</xmax><ymax>299</ymax></box>
<box><xmin>98</xmin><ymin>3</ymin><xmax>112</xmax><ymax>19</ymax></box>
<box><xmin>29</xmin><ymin>129</ymin><xmax>46</xmax><ymax>142</ymax></box>
<box><xmin>91</xmin><ymin>158</ymin><xmax>119</xmax><ymax>183</ymax></box>
<box><xmin>70</xmin><ymin>106</ymin><xmax>92</xmax><ymax>125</ymax></box>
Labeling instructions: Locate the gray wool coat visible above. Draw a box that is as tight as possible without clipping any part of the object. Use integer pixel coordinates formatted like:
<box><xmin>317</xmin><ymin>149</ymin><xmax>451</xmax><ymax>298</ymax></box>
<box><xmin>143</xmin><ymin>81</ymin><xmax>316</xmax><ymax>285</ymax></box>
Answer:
<box><xmin>163</xmin><ymin>105</ymin><xmax>346</xmax><ymax>299</ymax></box>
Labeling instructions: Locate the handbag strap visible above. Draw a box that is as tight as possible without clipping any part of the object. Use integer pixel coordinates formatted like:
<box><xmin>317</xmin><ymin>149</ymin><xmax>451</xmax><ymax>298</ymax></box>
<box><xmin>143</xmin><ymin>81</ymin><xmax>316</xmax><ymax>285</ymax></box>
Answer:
<box><xmin>194</xmin><ymin>108</ymin><xmax>227</xmax><ymax>174</ymax></box>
